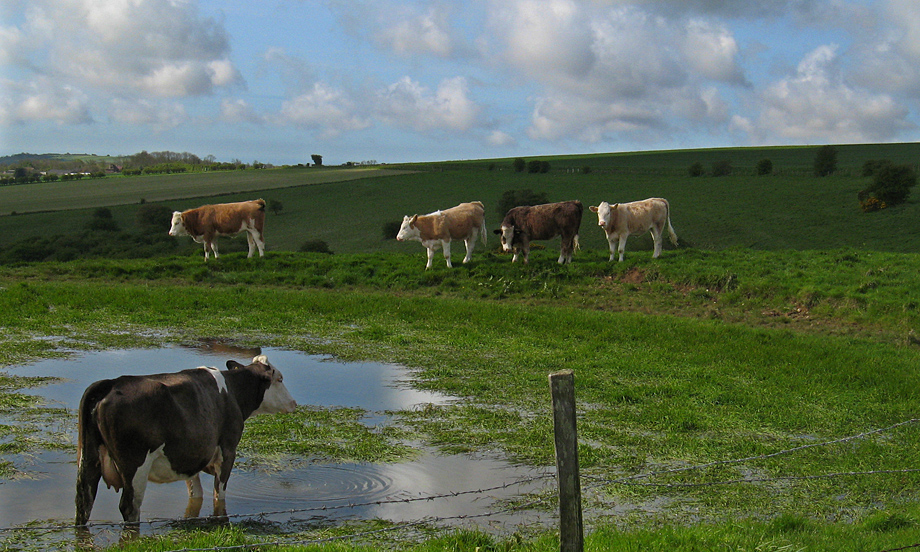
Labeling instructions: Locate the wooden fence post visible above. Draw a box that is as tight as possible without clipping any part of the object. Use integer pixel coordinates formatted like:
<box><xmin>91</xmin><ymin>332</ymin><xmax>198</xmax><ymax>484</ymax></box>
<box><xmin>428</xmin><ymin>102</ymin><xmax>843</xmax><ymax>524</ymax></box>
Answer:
<box><xmin>549</xmin><ymin>369</ymin><xmax>583</xmax><ymax>552</ymax></box>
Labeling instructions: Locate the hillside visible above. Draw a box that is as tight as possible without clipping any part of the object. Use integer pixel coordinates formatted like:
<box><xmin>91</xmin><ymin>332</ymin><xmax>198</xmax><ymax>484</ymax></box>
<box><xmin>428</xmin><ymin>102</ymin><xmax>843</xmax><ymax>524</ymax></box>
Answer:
<box><xmin>0</xmin><ymin>143</ymin><xmax>918</xmax><ymax>257</ymax></box>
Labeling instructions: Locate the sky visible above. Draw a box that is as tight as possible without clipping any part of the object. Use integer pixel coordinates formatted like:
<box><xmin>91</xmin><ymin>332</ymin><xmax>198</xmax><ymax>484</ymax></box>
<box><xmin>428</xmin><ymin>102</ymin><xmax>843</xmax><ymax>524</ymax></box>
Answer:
<box><xmin>3</xmin><ymin>0</ymin><xmax>920</xmax><ymax>166</ymax></box>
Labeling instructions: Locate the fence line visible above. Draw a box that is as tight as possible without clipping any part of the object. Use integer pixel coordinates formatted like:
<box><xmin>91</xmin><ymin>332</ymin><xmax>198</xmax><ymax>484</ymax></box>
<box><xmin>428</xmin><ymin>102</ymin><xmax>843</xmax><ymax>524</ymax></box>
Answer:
<box><xmin>2</xmin><ymin>418</ymin><xmax>920</xmax><ymax>549</ymax></box>
<box><xmin>0</xmin><ymin>472</ymin><xmax>555</xmax><ymax>535</ymax></box>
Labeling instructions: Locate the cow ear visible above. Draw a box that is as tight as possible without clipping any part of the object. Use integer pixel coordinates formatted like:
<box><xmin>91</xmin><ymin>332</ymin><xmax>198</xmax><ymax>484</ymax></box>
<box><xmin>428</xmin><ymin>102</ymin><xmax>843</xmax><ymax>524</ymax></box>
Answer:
<box><xmin>589</xmin><ymin>206</ymin><xmax>599</xmax><ymax>212</ymax></box>
<box><xmin>226</xmin><ymin>360</ymin><xmax>245</xmax><ymax>370</ymax></box>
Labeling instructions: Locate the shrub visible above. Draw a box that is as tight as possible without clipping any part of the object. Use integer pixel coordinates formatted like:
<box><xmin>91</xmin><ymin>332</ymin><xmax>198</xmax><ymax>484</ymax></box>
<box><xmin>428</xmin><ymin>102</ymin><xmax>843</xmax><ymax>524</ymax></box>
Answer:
<box><xmin>136</xmin><ymin>204</ymin><xmax>174</xmax><ymax>231</ymax></box>
<box><xmin>496</xmin><ymin>189</ymin><xmax>549</xmax><ymax>217</ymax></box>
<box><xmin>813</xmin><ymin>145</ymin><xmax>837</xmax><ymax>177</ymax></box>
<box><xmin>512</xmin><ymin>158</ymin><xmax>526</xmax><ymax>173</ymax></box>
<box><xmin>300</xmin><ymin>239</ymin><xmax>333</xmax><ymax>254</ymax></box>
<box><xmin>382</xmin><ymin>220</ymin><xmax>402</xmax><ymax>240</ymax></box>
<box><xmin>688</xmin><ymin>162</ymin><xmax>704</xmax><ymax>177</ymax></box>
<box><xmin>268</xmin><ymin>199</ymin><xmax>284</xmax><ymax>215</ymax></box>
<box><xmin>860</xmin><ymin>197</ymin><xmax>888</xmax><ymax>213</ymax></box>
<box><xmin>527</xmin><ymin>160</ymin><xmax>550</xmax><ymax>173</ymax></box>
<box><xmin>861</xmin><ymin>163</ymin><xmax>917</xmax><ymax>206</ymax></box>
<box><xmin>581</xmin><ymin>166</ymin><xmax>591</xmax><ymax>174</ymax></box>
<box><xmin>756</xmin><ymin>159</ymin><xmax>773</xmax><ymax>175</ymax></box>
<box><xmin>862</xmin><ymin>159</ymin><xmax>890</xmax><ymax>177</ymax></box>
<box><xmin>711</xmin><ymin>160</ymin><xmax>732</xmax><ymax>177</ymax></box>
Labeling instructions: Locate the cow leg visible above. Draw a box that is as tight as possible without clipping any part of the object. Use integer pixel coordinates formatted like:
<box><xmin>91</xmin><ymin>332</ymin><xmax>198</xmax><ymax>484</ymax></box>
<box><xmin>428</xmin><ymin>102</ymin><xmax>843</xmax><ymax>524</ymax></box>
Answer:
<box><xmin>463</xmin><ymin>229</ymin><xmax>477</xmax><ymax>263</ymax></box>
<box><xmin>617</xmin><ymin>236</ymin><xmax>627</xmax><ymax>262</ymax></box>
<box><xmin>252</xmin><ymin>231</ymin><xmax>265</xmax><ymax>257</ymax></box>
<box><xmin>75</xmin><ymin>452</ymin><xmax>102</xmax><ymax>526</ymax></box>
<box><xmin>184</xmin><ymin>476</ymin><xmax>204</xmax><ymax>518</ymax></box>
<box><xmin>246</xmin><ymin>233</ymin><xmax>256</xmax><ymax>258</ymax></box>
<box><xmin>202</xmin><ymin>241</ymin><xmax>211</xmax><ymax>261</ymax></box>
<box><xmin>442</xmin><ymin>241</ymin><xmax>453</xmax><ymax>268</ymax></box>
<box><xmin>425</xmin><ymin>247</ymin><xmax>435</xmax><ymax>269</ymax></box>
<box><xmin>210</xmin><ymin>241</ymin><xmax>220</xmax><ymax>259</ymax></box>
<box><xmin>651</xmin><ymin>225</ymin><xmax>663</xmax><ymax>258</ymax></box>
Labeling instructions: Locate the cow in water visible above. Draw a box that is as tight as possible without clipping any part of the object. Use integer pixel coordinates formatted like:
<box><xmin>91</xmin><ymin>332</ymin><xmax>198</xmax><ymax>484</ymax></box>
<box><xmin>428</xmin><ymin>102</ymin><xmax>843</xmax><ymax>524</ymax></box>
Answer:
<box><xmin>396</xmin><ymin>201</ymin><xmax>487</xmax><ymax>269</ymax></box>
<box><xmin>169</xmin><ymin>199</ymin><xmax>266</xmax><ymax>260</ymax></box>
<box><xmin>494</xmin><ymin>201</ymin><xmax>583</xmax><ymax>264</ymax></box>
<box><xmin>75</xmin><ymin>355</ymin><xmax>296</xmax><ymax>525</ymax></box>
<box><xmin>589</xmin><ymin>198</ymin><xmax>677</xmax><ymax>262</ymax></box>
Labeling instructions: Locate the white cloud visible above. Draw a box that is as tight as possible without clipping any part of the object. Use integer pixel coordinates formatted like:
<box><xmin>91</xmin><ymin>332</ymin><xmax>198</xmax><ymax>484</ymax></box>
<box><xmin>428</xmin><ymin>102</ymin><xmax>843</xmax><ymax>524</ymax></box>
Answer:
<box><xmin>220</xmin><ymin>99</ymin><xmax>262</xmax><ymax>125</ymax></box>
<box><xmin>279</xmin><ymin>82</ymin><xmax>370</xmax><ymax>137</ymax></box>
<box><xmin>486</xmin><ymin>130</ymin><xmax>516</xmax><ymax>147</ymax></box>
<box><xmin>376</xmin><ymin>76</ymin><xmax>480</xmax><ymax>132</ymax></box>
<box><xmin>11</xmin><ymin>0</ymin><xmax>241</xmax><ymax>99</ymax></box>
<box><xmin>110</xmin><ymin>99</ymin><xmax>187</xmax><ymax>131</ymax></box>
<box><xmin>756</xmin><ymin>45</ymin><xmax>912</xmax><ymax>143</ymax></box>
<box><xmin>376</xmin><ymin>6</ymin><xmax>454</xmax><ymax>57</ymax></box>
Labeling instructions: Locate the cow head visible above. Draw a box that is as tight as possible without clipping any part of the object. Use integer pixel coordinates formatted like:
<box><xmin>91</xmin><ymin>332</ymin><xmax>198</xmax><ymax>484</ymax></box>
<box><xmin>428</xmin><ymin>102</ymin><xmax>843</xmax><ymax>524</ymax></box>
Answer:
<box><xmin>396</xmin><ymin>215</ymin><xmax>419</xmax><ymax>241</ymax></box>
<box><xmin>493</xmin><ymin>225</ymin><xmax>521</xmax><ymax>252</ymax></box>
<box><xmin>228</xmin><ymin>355</ymin><xmax>297</xmax><ymax>415</ymax></box>
<box><xmin>589</xmin><ymin>202</ymin><xmax>614</xmax><ymax>230</ymax></box>
<box><xmin>168</xmin><ymin>211</ymin><xmax>188</xmax><ymax>236</ymax></box>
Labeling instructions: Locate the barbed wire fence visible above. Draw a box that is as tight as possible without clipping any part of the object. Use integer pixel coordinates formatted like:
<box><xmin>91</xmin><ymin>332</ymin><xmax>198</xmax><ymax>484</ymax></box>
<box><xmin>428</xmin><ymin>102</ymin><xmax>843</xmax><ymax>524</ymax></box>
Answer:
<box><xmin>3</xmin><ymin>414</ymin><xmax>920</xmax><ymax>550</ymax></box>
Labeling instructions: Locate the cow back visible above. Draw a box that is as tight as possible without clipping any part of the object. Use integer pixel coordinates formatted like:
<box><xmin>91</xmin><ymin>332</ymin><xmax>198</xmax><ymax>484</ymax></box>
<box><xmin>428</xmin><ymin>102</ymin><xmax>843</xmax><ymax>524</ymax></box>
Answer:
<box><xmin>506</xmin><ymin>201</ymin><xmax>582</xmax><ymax>240</ymax></box>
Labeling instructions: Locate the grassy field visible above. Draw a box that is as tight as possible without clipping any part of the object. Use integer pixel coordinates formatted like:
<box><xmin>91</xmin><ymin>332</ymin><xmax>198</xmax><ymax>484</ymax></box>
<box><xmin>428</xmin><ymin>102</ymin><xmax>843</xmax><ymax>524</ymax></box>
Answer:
<box><xmin>3</xmin><ymin>143</ymin><xmax>920</xmax><ymax>550</ymax></box>
<box><xmin>2</xmin><ymin>143</ymin><xmax>920</xmax><ymax>256</ymax></box>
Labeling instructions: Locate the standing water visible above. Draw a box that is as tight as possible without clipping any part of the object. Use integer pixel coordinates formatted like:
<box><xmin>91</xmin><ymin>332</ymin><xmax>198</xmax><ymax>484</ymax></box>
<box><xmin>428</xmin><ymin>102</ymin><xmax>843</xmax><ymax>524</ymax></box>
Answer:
<box><xmin>0</xmin><ymin>342</ymin><xmax>552</xmax><ymax>547</ymax></box>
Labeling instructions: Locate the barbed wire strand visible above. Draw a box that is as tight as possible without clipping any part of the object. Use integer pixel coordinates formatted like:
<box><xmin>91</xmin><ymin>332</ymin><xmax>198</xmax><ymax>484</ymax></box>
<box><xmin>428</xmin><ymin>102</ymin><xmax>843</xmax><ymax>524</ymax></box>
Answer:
<box><xmin>0</xmin><ymin>472</ymin><xmax>556</xmax><ymax>534</ymax></box>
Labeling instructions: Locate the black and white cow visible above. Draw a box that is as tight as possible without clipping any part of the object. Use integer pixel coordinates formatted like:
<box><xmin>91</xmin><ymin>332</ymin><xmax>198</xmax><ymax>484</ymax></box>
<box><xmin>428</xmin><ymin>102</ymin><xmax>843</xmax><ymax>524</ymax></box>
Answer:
<box><xmin>75</xmin><ymin>355</ymin><xmax>296</xmax><ymax>525</ymax></box>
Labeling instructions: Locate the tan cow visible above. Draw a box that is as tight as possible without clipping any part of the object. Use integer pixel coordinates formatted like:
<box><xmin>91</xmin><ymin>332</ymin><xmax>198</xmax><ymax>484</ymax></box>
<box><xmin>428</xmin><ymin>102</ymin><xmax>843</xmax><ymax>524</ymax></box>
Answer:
<box><xmin>589</xmin><ymin>198</ymin><xmax>677</xmax><ymax>262</ymax></box>
<box><xmin>396</xmin><ymin>201</ymin><xmax>487</xmax><ymax>269</ymax></box>
<box><xmin>169</xmin><ymin>199</ymin><xmax>266</xmax><ymax>261</ymax></box>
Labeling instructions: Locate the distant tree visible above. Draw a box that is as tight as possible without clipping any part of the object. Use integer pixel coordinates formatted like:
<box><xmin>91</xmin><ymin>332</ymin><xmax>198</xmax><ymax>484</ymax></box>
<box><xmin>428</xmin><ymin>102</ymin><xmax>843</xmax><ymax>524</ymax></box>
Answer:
<box><xmin>711</xmin><ymin>159</ymin><xmax>733</xmax><ymax>177</ymax></box>
<box><xmin>86</xmin><ymin>207</ymin><xmax>119</xmax><ymax>232</ymax></box>
<box><xmin>862</xmin><ymin>159</ymin><xmax>889</xmax><ymax>177</ymax></box>
<box><xmin>497</xmin><ymin>188</ymin><xmax>549</xmax><ymax>217</ymax></box>
<box><xmin>688</xmin><ymin>162</ymin><xmax>704</xmax><ymax>177</ymax></box>
<box><xmin>861</xmin><ymin>163</ymin><xmax>917</xmax><ymax>207</ymax></box>
<box><xmin>581</xmin><ymin>166</ymin><xmax>591</xmax><ymax>174</ymax></box>
<box><xmin>300</xmin><ymin>239</ymin><xmax>333</xmax><ymax>254</ymax></box>
<box><xmin>268</xmin><ymin>199</ymin><xmax>284</xmax><ymax>215</ymax></box>
<box><xmin>756</xmin><ymin>158</ymin><xmax>773</xmax><ymax>176</ymax></box>
<box><xmin>814</xmin><ymin>145</ymin><xmax>837</xmax><ymax>177</ymax></box>
<box><xmin>311</xmin><ymin>154</ymin><xmax>323</xmax><ymax>167</ymax></box>
<box><xmin>512</xmin><ymin>157</ymin><xmax>526</xmax><ymax>173</ymax></box>
<box><xmin>382</xmin><ymin>220</ymin><xmax>402</xmax><ymax>240</ymax></box>
<box><xmin>136</xmin><ymin>204</ymin><xmax>174</xmax><ymax>231</ymax></box>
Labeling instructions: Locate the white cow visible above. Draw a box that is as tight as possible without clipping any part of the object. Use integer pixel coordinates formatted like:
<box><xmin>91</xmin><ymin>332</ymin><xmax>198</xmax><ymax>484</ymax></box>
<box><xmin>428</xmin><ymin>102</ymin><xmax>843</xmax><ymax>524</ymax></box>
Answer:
<box><xmin>396</xmin><ymin>201</ymin><xmax>487</xmax><ymax>269</ymax></box>
<box><xmin>589</xmin><ymin>198</ymin><xmax>677</xmax><ymax>262</ymax></box>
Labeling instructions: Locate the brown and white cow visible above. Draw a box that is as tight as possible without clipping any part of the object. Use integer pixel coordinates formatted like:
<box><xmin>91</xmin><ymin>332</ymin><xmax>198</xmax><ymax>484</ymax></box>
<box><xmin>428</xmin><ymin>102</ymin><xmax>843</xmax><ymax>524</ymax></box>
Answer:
<box><xmin>169</xmin><ymin>199</ymin><xmax>266</xmax><ymax>260</ymax></box>
<box><xmin>75</xmin><ymin>355</ymin><xmax>296</xmax><ymax>525</ymax></box>
<box><xmin>396</xmin><ymin>201</ymin><xmax>487</xmax><ymax>269</ymax></box>
<box><xmin>494</xmin><ymin>200</ymin><xmax>583</xmax><ymax>264</ymax></box>
<box><xmin>589</xmin><ymin>198</ymin><xmax>677</xmax><ymax>262</ymax></box>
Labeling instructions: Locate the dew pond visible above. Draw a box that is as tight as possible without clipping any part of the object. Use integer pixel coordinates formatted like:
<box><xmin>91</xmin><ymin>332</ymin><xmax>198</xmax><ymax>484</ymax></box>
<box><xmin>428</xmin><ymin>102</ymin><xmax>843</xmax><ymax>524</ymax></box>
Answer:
<box><xmin>0</xmin><ymin>342</ymin><xmax>551</xmax><ymax>547</ymax></box>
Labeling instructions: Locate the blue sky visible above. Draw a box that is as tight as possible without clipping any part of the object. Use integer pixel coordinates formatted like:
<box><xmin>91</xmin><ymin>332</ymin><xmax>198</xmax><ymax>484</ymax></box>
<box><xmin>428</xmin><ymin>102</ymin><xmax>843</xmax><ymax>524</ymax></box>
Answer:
<box><xmin>3</xmin><ymin>0</ymin><xmax>920</xmax><ymax>165</ymax></box>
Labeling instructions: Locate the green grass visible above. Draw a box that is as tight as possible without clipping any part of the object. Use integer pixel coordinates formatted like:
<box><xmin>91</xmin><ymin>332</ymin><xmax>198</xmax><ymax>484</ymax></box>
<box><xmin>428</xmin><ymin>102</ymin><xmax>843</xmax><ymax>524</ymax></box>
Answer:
<box><xmin>5</xmin><ymin>143</ymin><xmax>920</xmax><ymax>550</ymax></box>
<box><xmin>3</xmin><ymin>142</ymin><xmax>920</xmax><ymax>255</ymax></box>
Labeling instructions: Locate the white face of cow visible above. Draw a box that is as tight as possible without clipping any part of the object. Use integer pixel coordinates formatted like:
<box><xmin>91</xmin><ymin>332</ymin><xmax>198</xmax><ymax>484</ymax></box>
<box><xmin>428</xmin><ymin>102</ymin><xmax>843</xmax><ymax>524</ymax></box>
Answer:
<box><xmin>168</xmin><ymin>211</ymin><xmax>187</xmax><ymax>236</ymax></box>
<box><xmin>498</xmin><ymin>225</ymin><xmax>515</xmax><ymax>252</ymax></box>
<box><xmin>396</xmin><ymin>216</ymin><xmax>419</xmax><ymax>242</ymax></box>
<box><xmin>251</xmin><ymin>355</ymin><xmax>297</xmax><ymax>415</ymax></box>
<box><xmin>592</xmin><ymin>202</ymin><xmax>612</xmax><ymax>229</ymax></box>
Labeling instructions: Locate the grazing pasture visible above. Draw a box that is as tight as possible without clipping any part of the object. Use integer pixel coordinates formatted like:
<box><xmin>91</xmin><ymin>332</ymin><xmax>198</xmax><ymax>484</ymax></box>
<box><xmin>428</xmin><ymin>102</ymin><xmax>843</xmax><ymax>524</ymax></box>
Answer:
<box><xmin>4</xmin><ymin>143</ymin><xmax>920</xmax><ymax>550</ymax></box>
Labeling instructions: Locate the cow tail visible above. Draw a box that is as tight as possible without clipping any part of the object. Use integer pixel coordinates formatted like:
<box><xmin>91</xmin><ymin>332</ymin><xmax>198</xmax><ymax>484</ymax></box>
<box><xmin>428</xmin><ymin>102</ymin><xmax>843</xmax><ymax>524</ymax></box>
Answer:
<box><xmin>665</xmin><ymin>200</ymin><xmax>678</xmax><ymax>246</ymax></box>
<box><xmin>479</xmin><ymin>216</ymin><xmax>487</xmax><ymax>246</ymax></box>
<box><xmin>76</xmin><ymin>379</ymin><xmax>114</xmax><ymax>525</ymax></box>
<box><xmin>574</xmin><ymin>235</ymin><xmax>581</xmax><ymax>251</ymax></box>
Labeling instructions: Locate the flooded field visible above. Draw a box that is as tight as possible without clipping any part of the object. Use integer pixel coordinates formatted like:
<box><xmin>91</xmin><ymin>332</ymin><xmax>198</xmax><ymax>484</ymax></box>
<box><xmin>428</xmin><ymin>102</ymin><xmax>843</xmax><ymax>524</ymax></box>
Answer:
<box><xmin>0</xmin><ymin>343</ymin><xmax>553</xmax><ymax>547</ymax></box>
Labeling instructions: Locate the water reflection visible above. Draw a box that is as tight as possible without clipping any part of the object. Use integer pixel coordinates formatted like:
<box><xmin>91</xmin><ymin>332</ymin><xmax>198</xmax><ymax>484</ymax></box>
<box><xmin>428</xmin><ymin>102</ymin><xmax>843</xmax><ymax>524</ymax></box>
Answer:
<box><xmin>1</xmin><ymin>344</ymin><xmax>553</xmax><ymax>547</ymax></box>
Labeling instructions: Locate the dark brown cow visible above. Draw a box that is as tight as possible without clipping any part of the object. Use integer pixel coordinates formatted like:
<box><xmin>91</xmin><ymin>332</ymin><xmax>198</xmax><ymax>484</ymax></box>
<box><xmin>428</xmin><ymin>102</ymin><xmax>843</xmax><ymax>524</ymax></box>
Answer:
<box><xmin>494</xmin><ymin>200</ymin><xmax>583</xmax><ymax>264</ymax></box>
<box><xmin>169</xmin><ymin>199</ymin><xmax>266</xmax><ymax>260</ymax></box>
<box><xmin>75</xmin><ymin>355</ymin><xmax>296</xmax><ymax>525</ymax></box>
